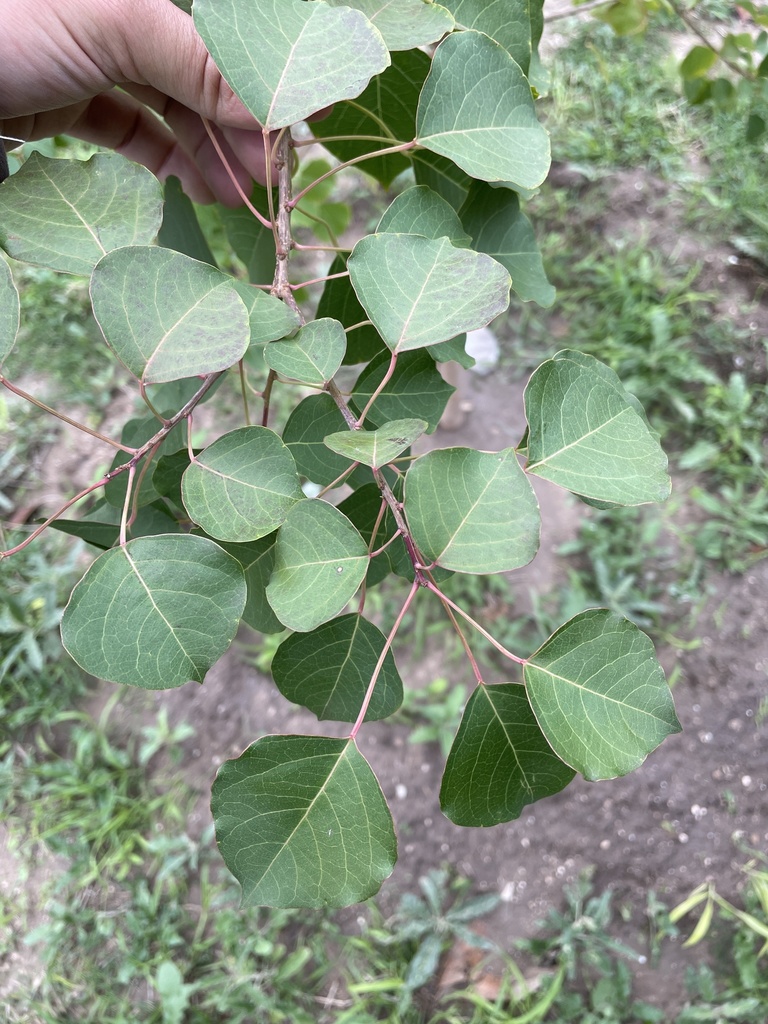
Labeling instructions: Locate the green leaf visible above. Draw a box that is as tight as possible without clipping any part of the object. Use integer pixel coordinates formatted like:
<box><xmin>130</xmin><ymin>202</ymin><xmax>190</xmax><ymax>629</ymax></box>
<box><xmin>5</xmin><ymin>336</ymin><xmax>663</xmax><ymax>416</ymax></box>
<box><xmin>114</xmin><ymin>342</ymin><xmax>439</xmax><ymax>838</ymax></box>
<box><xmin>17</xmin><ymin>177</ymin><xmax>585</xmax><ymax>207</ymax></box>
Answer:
<box><xmin>61</xmin><ymin>534</ymin><xmax>247</xmax><ymax>689</ymax></box>
<box><xmin>411</xmin><ymin>149</ymin><xmax>472</xmax><ymax>210</ymax></box>
<box><xmin>680</xmin><ymin>45</ymin><xmax>718</xmax><ymax>79</ymax></box>
<box><xmin>524</xmin><ymin>610</ymin><xmax>681</xmax><ymax>781</ymax></box>
<box><xmin>283</xmin><ymin>393</ymin><xmax>352</xmax><ymax>485</ymax></box>
<box><xmin>264</xmin><ymin>318</ymin><xmax>346</xmax><ymax>384</ymax></box>
<box><xmin>194</xmin><ymin>0</ymin><xmax>390</xmax><ymax>130</ymax></box>
<box><xmin>459</xmin><ymin>180</ymin><xmax>555</xmax><ymax>306</ymax></box>
<box><xmin>746</xmin><ymin>111</ymin><xmax>766</xmax><ymax>142</ymax></box>
<box><xmin>266</xmin><ymin>500</ymin><xmax>368</xmax><ymax>631</ymax></box>
<box><xmin>325</xmin><ymin>0</ymin><xmax>454</xmax><ymax>50</ymax></box>
<box><xmin>348</xmin><ymin>233</ymin><xmax>510</xmax><ymax>352</ymax></box>
<box><xmin>338</xmin><ymin>483</ymin><xmax>395</xmax><ymax>587</ymax></box>
<box><xmin>440</xmin><ymin>683</ymin><xmax>575</xmax><ymax>826</ymax></box>
<box><xmin>272</xmin><ymin>614</ymin><xmax>403</xmax><ymax>722</ymax></box>
<box><xmin>104</xmin><ymin>414</ymin><xmax>186</xmax><ymax>509</ymax></box>
<box><xmin>440</xmin><ymin>0</ymin><xmax>544</xmax><ymax>75</ymax></box>
<box><xmin>351</xmin><ymin>349</ymin><xmax>455</xmax><ymax>431</ymax></box>
<box><xmin>214</xmin><ymin>534</ymin><xmax>284</xmax><ymax>634</ymax></box>
<box><xmin>158</xmin><ymin>176</ymin><xmax>217</xmax><ymax>266</ymax></box>
<box><xmin>143</xmin><ymin>374</ymin><xmax>225</xmax><ymax>418</ymax></box>
<box><xmin>405</xmin><ymin>447</ymin><xmax>539</xmax><ymax>573</ymax></box>
<box><xmin>212</xmin><ymin>735</ymin><xmax>396</xmax><ymax>907</ymax></box>
<box><xmin>311</xmin><ymin>50</ymin><xmax>430</xmax><ymax>187</ymax></box>
<box><xmin>0</xmin><ymin>259</ymin><xmax>20</xmax><ymax>364</ymax></box>
<box><xmin>316</xmin><ymin>256</ymin><xmax>386</xmax><ymax>365</ymax></box>
<box><xmin>182</xmin><ymin>426</ymin><xmax>303</xmax><ymax>542</ymax></box>
<box><xmin>50</xmin><ymin>501</ymin><xmax>182</xmax><ymax>550</ymax></box>
<box><xmin>324</xmin><ymin>419</ymin><xmax>426</xmax><ymax>469</ymax></box>
<box><xmin>146</xmin><ymin>449</ymin><xmax>193</xmax><ymax>508</ymax></box>
<box><xmin>594</xmin><ymin>0</ymin><xmax>648</xmax><ymax>35</ymax></box>
<box><xmin>377</xmin><ymin>186</ymin><xmax>471</xmax><ymax>247</ymax></box>
<box><xmin>219</xmin><ymin>194</ymin><xmax>276</xmax><ymax>285</ymax></box>
<box><xmin>0</xmin><ymin>153</ymin><xmax>163</xmax><ymax>274</ymax></box>
<box><xmin>427</xmin><ymin>334</ymin><xmax>474</xmax><ymax>369</ymax></box>
<box><xmin>232</xmin><ymin>280</ymin><xmax>301</xmax><ymax>347</ymax></box>
<box><xmin>525</xmin><ymin>352</ymin><xmax>671</xmax><ymax>505</ymax></box>
<box><xmin>91</xmin><ymin>246</ymin><xmax>250</xmax><ymax>384</ymax></box>
<box><xmin>416</xmin><ymin>31</ymin><xmax>551</xmax><ymax>190</ymax></box>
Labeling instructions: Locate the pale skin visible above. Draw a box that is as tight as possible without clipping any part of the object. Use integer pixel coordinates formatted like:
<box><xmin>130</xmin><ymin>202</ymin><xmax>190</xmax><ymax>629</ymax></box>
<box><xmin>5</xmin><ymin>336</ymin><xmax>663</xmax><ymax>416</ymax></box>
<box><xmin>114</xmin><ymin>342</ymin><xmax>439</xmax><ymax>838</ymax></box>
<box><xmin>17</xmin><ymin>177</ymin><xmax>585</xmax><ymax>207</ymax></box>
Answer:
<box><xmin>0</xmin><ymin>0</ymin><xmax>270</xmax><ymax>204</ymax></box>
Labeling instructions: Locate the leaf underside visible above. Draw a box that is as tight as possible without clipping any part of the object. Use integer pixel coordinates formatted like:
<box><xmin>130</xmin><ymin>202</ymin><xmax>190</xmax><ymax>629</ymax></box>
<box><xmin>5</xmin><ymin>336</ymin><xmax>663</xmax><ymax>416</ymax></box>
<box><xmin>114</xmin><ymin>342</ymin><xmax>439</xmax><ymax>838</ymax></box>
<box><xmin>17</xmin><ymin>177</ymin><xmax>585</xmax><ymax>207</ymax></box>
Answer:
<box><xmin>524</xmin><ymin>610</ymin><xmax>681</xmax><ymax>781</ymax></box>
<box><xmin>212</xmin><ymin>735</ymin><xmax>397</xmax><ymax>907</ymax></box>
<box><xmin>61</xmin><ymin>535</ymin><xmax>247</xmax><ymax>690</ymax></box>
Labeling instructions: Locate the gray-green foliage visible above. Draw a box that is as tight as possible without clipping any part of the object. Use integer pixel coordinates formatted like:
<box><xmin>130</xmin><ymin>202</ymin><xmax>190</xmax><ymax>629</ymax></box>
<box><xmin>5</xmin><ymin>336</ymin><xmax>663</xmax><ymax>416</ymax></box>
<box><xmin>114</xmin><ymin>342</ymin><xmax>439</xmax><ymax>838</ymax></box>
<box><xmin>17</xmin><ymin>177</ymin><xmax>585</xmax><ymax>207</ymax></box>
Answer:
<box><xmin>0</xmin><ymin>0</ymin><xmax>680</xmax><ymax>908</ymax></box>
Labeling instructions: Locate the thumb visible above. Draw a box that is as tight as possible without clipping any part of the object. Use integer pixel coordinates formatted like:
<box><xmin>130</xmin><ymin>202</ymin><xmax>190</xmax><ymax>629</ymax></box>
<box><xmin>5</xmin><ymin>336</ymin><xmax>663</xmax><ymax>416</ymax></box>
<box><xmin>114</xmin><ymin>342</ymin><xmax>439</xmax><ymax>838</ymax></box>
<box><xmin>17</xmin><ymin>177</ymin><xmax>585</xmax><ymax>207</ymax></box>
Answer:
<box><xmin>93</xmin><ymin>0</ymin><xmax>259</xmax><ymax>128</ymax></box>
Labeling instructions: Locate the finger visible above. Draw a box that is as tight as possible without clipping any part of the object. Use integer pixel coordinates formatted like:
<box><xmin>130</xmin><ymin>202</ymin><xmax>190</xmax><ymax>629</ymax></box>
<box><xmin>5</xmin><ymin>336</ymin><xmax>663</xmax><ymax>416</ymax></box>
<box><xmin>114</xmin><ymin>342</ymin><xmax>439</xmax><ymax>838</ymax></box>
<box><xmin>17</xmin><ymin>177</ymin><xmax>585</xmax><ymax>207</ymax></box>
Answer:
<box><xmin>69</xmin><ymin>91</ymin><xmax>216</xmax><ymax>203</ymax></box>
<box><xmin>92</xmin><ymin>0</ymin><xmax>262</xmax><ymax>131</ymax></box>
<box><xmin>124</xmin><ymin>84</ymin><xmax>271</xmax><ymax>198</ymax></box>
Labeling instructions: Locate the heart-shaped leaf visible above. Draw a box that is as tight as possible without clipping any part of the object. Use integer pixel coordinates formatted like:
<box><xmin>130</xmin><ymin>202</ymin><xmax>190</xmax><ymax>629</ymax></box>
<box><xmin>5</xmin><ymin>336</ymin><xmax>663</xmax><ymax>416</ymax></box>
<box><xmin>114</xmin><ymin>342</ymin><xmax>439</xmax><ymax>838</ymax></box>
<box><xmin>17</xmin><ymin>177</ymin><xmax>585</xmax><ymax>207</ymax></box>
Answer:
<box><xmin>412</xmin><ymin>149</ymin><xmax>472</xmax><ymax>210</ymax></box>
<box><xmin>325</xmin><ymin>0</ymin><xmax>454</xmax><ymax>51</ymax></box>
<box><xmin>525</xmin><ymin>352</ymin><xmax>671</xmax><ymax>505</ymax></box>
<box><xmin>440</xmin><ymin>683</ymin><xmax>575</xmax><ymax>826</ymax></box>
<box><xmin>182</xmin><ymin>426</ymin><xmax>303</xmax><ymax>542</ymax></box>
<box><xmin>213</xmin><ymin>534</ymin><xmax>284</xmax><ymax>634</ymax></box>
<box><xmin>348</xmin><ymin>233</ymin><xmax>510</xmax><ymax>352</ymax></box>
<box><xmin>427</xmin><ymin>334</ymin><xmax>473</xmax><ymax>369</ymax></box>
<box><xmin>104</xmin><ymin>414</ymin><xmax>186</xmax><ymax>509</ymax></box>
<box><xmin>416</xmin><ymin>31</ymin><xmax>550</xmax><ymax>189</ymax></box>
<box><xmin>50</xmin><ymin>501</ymin><xmax>182</xmax><ymax>550</ymax></box>
<box><xmin>377</xmin><ymin>185</ymin><xmax>471</xmax><ymax>247</ymax></box>
<box><xmin>284</xmin><ymin>393</ymin><xmax>352</xmax><ymax>485</ymax></box>
<box><xmin>311</xmin><ymin>49</ymin><xmax>430</xmax><ymax>187</ymax></box>
<box><xmin>272</xmin><ymin>614</ymin><xmax>403</xmax><ymax>722</ymax></box>
<box><xmin>324</xmin><ymin>418</ymin><xmax>426</xmax><ymax>469</ymax></box>
<box><xmin>266</xmin><ymin>500</ymin><xmax>368</xmax><ymax>631</ymax></box>
<box><xmin>0</xmin><ymin>153</ymin><xmax>163</xmax><ymax>274</ymax></box>
<box><xmin>233</xmin><ymin>280</ymin><xmax>301</xmax><ymax>346</ymax></box>
<box><xmin>212</xmin><ymin>735</ymin><xmax>396</xmax><ymax>907</ymax></box>
<box><xmin>405</xmin><ymin>447</ymin><xmax>540</xmax><ymax>573</ymax></box>
<box><xmin>0</xmin><ymin>260</ymin><xmax>20</xmax><ymax>364</ymax></box>
<box><xmin>338</xmin><ymin>484</ymin><xmax>396</xmax><ymax>588</ymax></box>
<box><xmin>351</xmin><ymin>349</ymin><xmax>455</xmax><ymax>431</ymax></box>
<box><xmin>194</xmin><ymin>0</ymin><xmax>390</xmax><ymax>129</ymax></box>
<box><xmin>264</xmin><ymin>318</ymin><xmax>346</xmax><ymax>384</ymax></box>
<box><xmin>524</xmin><ymin>610</ymin><xmax>681</xmax><ymax>781</ymax></box>
<box><xmin>459</xmin><ymin>181</ymin><xmax>554</xmax><ymax>306</ymax></box>
<box><xmin>61</xmin><ymin>535</ymin><xmax>247</xmax><ymax>690</ymax></box>
<box><xmin>440</xmin><ymin>0</ymin><xmax>544</xmax><ymax>75</ymax></box>
<box><xmin>91</xmin><ymin>246</ymin><xmax>250</xmax><ymax>384</ymax></box>
<box><xmin>158</xmin><ymin>176</ymin><xmax>217</xmax><ymax>266</ymax></box>
<box><xmin>317</xmin><ymin>256</ymin><xmax>386</xmax><ymax>365</ymax></box>
<box><xmin>220</xmin><ymin>193</ymin><xmax>276</xmax><ymax>285</ymax></box>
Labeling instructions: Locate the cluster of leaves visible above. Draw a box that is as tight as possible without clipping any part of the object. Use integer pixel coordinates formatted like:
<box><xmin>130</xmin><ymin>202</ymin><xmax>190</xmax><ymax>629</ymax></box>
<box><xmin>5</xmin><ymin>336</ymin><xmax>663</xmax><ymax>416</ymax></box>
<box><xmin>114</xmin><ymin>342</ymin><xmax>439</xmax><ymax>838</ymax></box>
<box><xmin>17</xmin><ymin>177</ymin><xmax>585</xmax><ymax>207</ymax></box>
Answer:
<box><xmin>0</xmin><ymin>0</ymin><xmax>680</xmax><ymax>909</ymax></box>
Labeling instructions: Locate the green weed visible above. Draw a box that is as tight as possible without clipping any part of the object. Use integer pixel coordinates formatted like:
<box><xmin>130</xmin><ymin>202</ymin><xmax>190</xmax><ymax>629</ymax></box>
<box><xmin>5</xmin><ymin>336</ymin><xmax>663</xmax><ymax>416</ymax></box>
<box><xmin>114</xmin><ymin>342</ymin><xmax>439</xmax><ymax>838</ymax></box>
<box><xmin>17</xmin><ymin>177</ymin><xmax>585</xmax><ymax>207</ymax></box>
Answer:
<box><xmin>347</xmin><ymin>869</ymin><xmax>499</xmax><ymax>1020</ymax></box>
<box><xmin>0</xmin><ymin>531</ymin><xmax>89</xmax><ymax>739</ymax></box>
<box><xmin>3</xmin><ymin>261</ymin><xmax>123</xmax><ymax>407</ymax></box>
<box><xmin>543</xmin><ymin>25</ymin><xmax>686</xmax><ymax>176</ymax></box>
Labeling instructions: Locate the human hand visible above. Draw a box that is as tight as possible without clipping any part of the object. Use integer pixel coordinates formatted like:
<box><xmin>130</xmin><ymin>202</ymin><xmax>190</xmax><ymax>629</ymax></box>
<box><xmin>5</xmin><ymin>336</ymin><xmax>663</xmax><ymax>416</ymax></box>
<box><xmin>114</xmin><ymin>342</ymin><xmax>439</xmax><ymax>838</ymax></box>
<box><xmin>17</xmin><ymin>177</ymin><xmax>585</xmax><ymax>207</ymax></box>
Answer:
<box><xmin>0</xmin><ymin>0</ymin><xmax>271</xmax><ymax>205</ymax></box>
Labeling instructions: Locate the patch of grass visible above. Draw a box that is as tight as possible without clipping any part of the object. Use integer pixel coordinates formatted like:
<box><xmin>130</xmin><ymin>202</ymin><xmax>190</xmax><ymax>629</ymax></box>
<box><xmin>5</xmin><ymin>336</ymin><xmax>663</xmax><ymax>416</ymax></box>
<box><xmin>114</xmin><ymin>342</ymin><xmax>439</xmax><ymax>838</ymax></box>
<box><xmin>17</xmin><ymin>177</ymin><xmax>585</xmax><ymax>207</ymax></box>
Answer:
<box><xmin>558</xmin><ymin>503</ymin><xmax>701</xmax><ymax>633</ymax></box>
<box><xmin>3</xmin><ymin>261</ymin><xmax>124</xmax><ymax>407</ymax></box>
<box><xmin>512</xmin><ymin>236</ymin><xmax>722</xmax><ymax>435</ymax></box>
<box><xmin>0</xmin><ymin>530</ymin><xmax>89</xmax><ymax>740</ymax></box>
<box><xmin>1</xmin><ymin>701</ymin><xmax>193</xmax><ymax>888</ymax></box>
<box><xmin>346</xmin><ymin>869</ymin><xmax>499</xmax><ymax>1020</ymax></box>
<box><xmin>517</xmin><ymin>870</ymin><xmax>663</xmax><ymax>1024</ymax></box>
<box><xmin>543</xmin><ymin>25</ymin><xmax>688</xmax><ymax>177</ymax></box>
